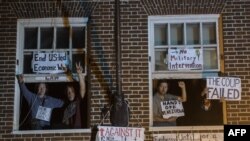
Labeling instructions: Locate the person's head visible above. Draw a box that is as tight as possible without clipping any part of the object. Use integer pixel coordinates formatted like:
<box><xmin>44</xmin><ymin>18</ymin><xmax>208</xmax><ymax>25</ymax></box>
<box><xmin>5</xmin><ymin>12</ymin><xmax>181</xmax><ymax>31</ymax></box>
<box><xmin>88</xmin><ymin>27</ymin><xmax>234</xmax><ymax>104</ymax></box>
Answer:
<box><xmin>202</xmin><ymin>99</ymin><xmax>211</xmax><ymax>111</ymax></box>
<box><xmin>157</xmin><ymin>80</ymin><xmax>169</xmax><ymax>95</ymax></box>
<box><xmin>36</xmin><ymin>83</ymin><xmax>48</xmax><ymax>98</ymax></box>
<box><xmin>204</xmin><ymin>99</ymin><xmax>211</xmax><ymax>106</ymax></box>
<box><xmin>66</xmin><ymin>85</ymin><xmax>76</xmax><ymax>101</ymax></box>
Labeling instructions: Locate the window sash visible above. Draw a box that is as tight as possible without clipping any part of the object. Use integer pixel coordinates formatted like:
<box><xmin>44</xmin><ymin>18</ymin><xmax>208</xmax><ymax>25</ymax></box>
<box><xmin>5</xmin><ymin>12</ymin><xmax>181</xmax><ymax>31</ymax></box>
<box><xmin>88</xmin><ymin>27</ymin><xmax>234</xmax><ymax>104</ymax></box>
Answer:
<box><xmin>149</xmin><ymin>15</ymin><xmax>220</xmax><ymax>76</ymax></box>
<box><xmin>14</xmin><ymin>18</ymin><xmax>88</xmax><ymax>132</ymax></box>
<box><xmin>148</xmin><ymin>15</ymin><xmax>223</xmax><ymax>130</ymax></box>
<box><xmin>16</xmin><ymin>18</ymin><xmax>88</xmax><ymax>82</ymax></box>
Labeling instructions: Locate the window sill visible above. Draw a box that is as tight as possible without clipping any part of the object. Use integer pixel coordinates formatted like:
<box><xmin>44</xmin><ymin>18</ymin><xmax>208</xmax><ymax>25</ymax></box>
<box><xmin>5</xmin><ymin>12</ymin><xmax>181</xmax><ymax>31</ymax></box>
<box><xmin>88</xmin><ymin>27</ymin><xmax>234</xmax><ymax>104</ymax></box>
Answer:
<box><xmin>12</xmin><ymin>128</ymin><xmax>91</xmax><ymax>134</ymax></box>
<box><xmin>149</xmin><ymin>126</ymin><xmax>223</xmax><ymax>131</ymax></box>
<box><xmin>152</xmin><ymin>71</ymin><xmax>219</xmax><ymax>79</ymax></box>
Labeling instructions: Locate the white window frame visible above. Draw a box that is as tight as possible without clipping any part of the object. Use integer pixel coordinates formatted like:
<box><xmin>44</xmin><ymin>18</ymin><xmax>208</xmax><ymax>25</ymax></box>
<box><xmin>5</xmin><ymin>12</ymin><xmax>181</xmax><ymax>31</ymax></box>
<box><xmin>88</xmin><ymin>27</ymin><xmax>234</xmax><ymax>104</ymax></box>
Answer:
<box><xmin>13</xmin><ymin>18</ymin><xmax>91</xmax><ymax>134</ymax></box>
<box><xmin>148</xmin><ymin>15</ymin><xmax>224</xmax><ymax>131</ymax></box>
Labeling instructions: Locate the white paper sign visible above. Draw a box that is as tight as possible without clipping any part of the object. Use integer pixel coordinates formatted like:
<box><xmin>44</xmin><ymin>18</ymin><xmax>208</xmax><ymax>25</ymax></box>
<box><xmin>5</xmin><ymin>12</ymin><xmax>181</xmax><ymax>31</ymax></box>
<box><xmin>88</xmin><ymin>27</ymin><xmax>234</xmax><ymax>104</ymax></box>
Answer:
<box><xmin>152</xmin><ymin>134</ymin><xmax>177</xmax><ymax>141</ymax></box>
<box><xmin>168</xmin><ymin>48</ymin><xmax>203</xmax><ymax>70</ymax></box>
<box><xmin>200</xmin><ymin>133</ymin><xmax>223</xmax><ymax>141</ymax></box>
<box><xmin>206</xmin><ymin>77</ymin><xmax>241</xmax><ymax>100</ymax></box>
<box><xmin>161</xmin><ymin>100</ymin><xmax>184</xmax><ymax>119</ymax></box>
<box><xmin>35</xmin><ymin>106</ymin><xmax>52</xmax><ymax>122</ymax></box>
<box><xmin>152</xmin><ymin>133</ymin><xmax>223</xmax><ymax>141</ymax></box>
<box><xmin>96</xmin><ymin>126</ymin><xmax>144</xmax><ymax>141</ymax></box>
<box><xmin>32</xmin><ymin>52</ymin><xmax>69</xmax><ymax>74</ymax></box>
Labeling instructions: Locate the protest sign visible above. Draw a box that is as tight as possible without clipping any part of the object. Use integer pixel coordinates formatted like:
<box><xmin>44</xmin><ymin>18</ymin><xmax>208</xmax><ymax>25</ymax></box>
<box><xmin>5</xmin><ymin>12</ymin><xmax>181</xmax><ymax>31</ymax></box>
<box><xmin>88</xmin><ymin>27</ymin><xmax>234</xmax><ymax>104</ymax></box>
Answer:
<box><xmin>35</xmin><ymin>106</ymin><xmax>52</xmax><ymax>122</ymax></box>
<box><xmin>206</xmin><ymin>77</ymin><xmax>241</xmax><ymax>100</ymax></box>
<box><xmin>32</xmin><ymin>52</ymin><xmax>69</xmax><ymax>74</ymax></box>
<box><xmin>161</xmin><ymin>100</ymin><xmax>184</xmax><ymax>119</ymax></box>
<box><xmin>152</xmin><ymin>133</ymin><xmax>223</xmax><ymax>141</ymax></box>
<box><xmin>168</xmin><ymin>48</ymin><xmax>203</xmax><ymax>70</ymax></box>
<box><xmin>96</xmin><ymin>126</ymin><xmax>144</xmax><ymax>141</ymax></box>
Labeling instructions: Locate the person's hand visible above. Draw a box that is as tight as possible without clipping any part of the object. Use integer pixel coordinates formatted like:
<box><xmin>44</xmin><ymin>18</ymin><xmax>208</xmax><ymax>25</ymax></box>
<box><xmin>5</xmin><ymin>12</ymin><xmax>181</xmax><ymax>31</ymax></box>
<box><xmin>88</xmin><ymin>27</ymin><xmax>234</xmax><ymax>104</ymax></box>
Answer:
<box><xmin>220</xmin><ymin>96</ymin><xmax>225</xmax><ymax>102</ymax></box>
<box><xmin>164</xmin><ymin>116</ymin><xmax>177</xmax><ymax>122</ymax></box>
<box><xmin>61</xmin><ymin>63</ymin><xmax>69</xmax><ymax>73</ymax></box>
<box><xmin>76</xmin><ymin>62</ymin><xmax>83</xmax><ymax>74</ymax></box>
<box><xmin>201</xmin><ymin>87</ymin><xmax>208</xmax><ymax>96</ymax></box>
<box><xmin>17</xmin><ymin>74</ymin><xmax>24</xmax><ymax>84</ymax></box>
<box><xmin>178</xmin><ymin>81</ymin><xmax>185</xmax><ymax>89</ymax></box>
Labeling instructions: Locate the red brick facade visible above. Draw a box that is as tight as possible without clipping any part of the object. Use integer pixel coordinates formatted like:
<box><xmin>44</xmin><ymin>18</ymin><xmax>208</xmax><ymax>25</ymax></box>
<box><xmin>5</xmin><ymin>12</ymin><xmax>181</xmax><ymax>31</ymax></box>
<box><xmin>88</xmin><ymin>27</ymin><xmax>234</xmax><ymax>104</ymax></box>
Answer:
<box><xmin>0</xmin><ymin>0</ymin><xmax>250</xmax><ymax>140</ymax></box>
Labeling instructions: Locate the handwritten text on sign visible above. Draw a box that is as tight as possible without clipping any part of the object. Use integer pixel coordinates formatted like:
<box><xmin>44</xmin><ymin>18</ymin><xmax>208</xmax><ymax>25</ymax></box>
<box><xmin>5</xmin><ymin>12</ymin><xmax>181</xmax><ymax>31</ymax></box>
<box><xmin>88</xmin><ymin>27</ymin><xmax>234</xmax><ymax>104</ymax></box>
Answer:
<box><xmin>161</xmin><ymin>100</ymin><xmax>184</xmax><ymax>119</ymax></box>
<box><xmin>32</xmin><ymin>52</ymin><xmax>69</xmax><ymax>74</ymax></box>
<box><xmin>35</xmin><ymin>106</ymin><xmax>52</xmax><ymax>122</ymax></box>
<box><xmin>153</xmin><ymin>133</ymin><xmax>223</xmax><ymax>141</ymax></box>
<box><xmin>206</xmin><ymin>77</ymin><xmax>241</xmax><ymax>100</ymax></box>
<box><xmin>96</xmin><ymin>126</ymin><xmax>144</xmax><ymax>141</ymax></box>
<box><xmin>168</xmin><ymin>48</ymin><xmax>203</xmax><ymax>70</ymax></box>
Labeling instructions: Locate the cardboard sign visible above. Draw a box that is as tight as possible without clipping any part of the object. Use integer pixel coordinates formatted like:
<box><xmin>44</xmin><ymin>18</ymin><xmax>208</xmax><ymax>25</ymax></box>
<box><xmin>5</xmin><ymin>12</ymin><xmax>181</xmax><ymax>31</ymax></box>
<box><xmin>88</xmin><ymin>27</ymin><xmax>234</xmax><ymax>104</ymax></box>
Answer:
<box><xmin>168</xmin><ymin>48</ymin><xmax>203</xmax><ymax>70</ymax></box>
<box><xmin>161</xmin><ymin>100</ymin><xmax>184</xmax><ymax>119</ymax></box>
<box><xmin>96</xmin><ymin>126</ymin><xmax>144</xmax><ymax>141</ymax></box>
<box><xmin>152</xmin><ymin>133</ymin><xmax>223</xmax><ymax>141</ymax></box>
<box><xmin>206</xmin><ymin>77</ymin><xmax>241</xmax><ymax>100</ymax></box>
<box><xmin>35</xmin><ymin>106</ymin><xmax>52</xmax><ymax>122</ymax></box>
<box><xmin>32</xmin><ymin>52</ymin><xmax>69</xmax><ymax>74</ymax></box>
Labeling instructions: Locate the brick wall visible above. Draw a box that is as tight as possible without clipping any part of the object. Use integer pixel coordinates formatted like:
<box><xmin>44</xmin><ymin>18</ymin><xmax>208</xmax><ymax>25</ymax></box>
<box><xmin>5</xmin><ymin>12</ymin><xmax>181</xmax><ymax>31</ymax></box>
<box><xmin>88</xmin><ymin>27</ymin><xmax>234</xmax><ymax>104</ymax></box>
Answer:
<box><xmin>0</xmin><ymin>0</ymin><xmax>17</xmax><ymax>138</ymax></box>
<box><xmin>0</xmin><ymin>0</ymin><xmax>250</xmax><ymax>140</ymax></box>
<box><xmin>222</xmin><ymin>0</ymin><xmax>250</xmax><ymax>124</ymax></box>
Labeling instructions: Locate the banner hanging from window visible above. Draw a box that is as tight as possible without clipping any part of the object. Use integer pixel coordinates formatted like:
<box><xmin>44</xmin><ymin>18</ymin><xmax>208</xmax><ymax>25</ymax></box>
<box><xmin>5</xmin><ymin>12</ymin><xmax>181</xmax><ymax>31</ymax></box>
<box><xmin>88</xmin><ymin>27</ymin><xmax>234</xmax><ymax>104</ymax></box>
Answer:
<box><xmin>168</xmin><ymin>48</ymin><xmax>203</xmax><ymax>70</ymax></box>
<box><xmin>32</xmin><ymin>52</ymin><xmax>69</xmax><ymax>74</ymax></box>
<box><xmin>96</xmin><ymin>126</ymin><xmax>144</xmax><ymax>141</ymax></box>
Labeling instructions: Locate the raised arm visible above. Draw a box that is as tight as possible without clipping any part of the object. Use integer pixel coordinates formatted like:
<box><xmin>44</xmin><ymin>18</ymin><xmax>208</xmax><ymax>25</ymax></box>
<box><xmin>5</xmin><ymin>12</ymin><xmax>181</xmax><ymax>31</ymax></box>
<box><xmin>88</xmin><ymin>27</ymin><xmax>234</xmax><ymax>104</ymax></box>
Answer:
<box><xmin>178</xmin><ymin>81</ymin><xmax>187</xmax><ymax>102</ymax></box>
<box><xmin>17</xmin><ymin>74</ymin><xmax>36</xmax><ymax>105</ymax></box>
<box><xmin>201</xmin><ymin>87</ymin><xmax>208</xmax><ymax>97</ymax></box>
<box><xmin>76</xmin><ymin>62</ymin><xmax>86</xmax><ymax>99</ymax></box>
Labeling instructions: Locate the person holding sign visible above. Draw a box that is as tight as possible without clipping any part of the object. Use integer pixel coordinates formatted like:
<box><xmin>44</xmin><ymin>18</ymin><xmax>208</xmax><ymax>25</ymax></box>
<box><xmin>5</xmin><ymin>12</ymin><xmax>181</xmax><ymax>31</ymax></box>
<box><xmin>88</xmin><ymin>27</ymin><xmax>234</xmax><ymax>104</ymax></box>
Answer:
<box><xmin>61</xmin><ymin>62</ymin><xmax>86</xmax><ymax>128</ymax></box>
<box><xmin>201</xmin><ymin>87</ymin><xmax>212</xmax><ymax>111</ymax></box>
<box><xmin>17</xmin><ymin>75</ymin><xmax>64</xmax><ymax>130</ymax></box>
<box><xmin>153</xmin><ymin>80</ymin><xmax>187</xmax><ymax>126</ymax></box>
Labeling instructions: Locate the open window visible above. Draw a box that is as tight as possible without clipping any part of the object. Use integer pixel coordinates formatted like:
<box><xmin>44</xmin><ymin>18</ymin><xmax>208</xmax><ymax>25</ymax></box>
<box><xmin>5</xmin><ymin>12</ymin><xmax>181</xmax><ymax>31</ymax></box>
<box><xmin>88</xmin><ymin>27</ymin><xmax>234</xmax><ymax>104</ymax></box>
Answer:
<box><xmin>14</xmin><ymin>18</ymin><xmax>89</xmax><ymax>132</ymax></box>
<box><xmin>148</xmin><ymin>15</ymin><xmax>225</xmax><ymax>130</ymax></box>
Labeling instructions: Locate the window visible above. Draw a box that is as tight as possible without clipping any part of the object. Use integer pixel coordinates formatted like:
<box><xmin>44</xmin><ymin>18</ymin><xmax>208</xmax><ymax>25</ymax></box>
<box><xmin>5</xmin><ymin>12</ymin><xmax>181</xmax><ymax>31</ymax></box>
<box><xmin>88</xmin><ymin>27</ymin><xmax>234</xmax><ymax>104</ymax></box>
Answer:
<box><xmin>14</xmin><ymin>18</ymin><xmax>89</xmax><ymax>132</ymax></box>
<box><xmin>148</xmin><ymin>15</ymin><xmax>224</xmax><ymax>130</ymax></box>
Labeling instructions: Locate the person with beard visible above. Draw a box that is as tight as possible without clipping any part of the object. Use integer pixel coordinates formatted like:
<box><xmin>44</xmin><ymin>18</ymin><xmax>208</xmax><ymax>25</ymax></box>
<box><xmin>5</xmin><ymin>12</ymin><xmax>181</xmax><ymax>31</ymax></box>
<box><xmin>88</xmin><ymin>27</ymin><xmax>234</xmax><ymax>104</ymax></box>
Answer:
<box><xmin>18</xmin><ymin>75</ymin><xmax>64</xmax><ymax>130</ymax></box>
<box><xmin>153</xmin><ymin>80</ymin><xmax>187</xmax><ymax>126</ymax></box>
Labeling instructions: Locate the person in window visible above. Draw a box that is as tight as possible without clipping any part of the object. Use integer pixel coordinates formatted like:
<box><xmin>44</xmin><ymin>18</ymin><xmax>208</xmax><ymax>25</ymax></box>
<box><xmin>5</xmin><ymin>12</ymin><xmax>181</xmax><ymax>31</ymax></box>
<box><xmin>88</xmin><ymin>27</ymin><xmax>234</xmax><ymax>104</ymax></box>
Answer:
<box><xmin>61</xmin><ymin>62</ymin><xmax>86</xmax><ymax>129</ymax></box>
<box><xmin>201</xmin><ymin>87</ymin><xmax>212</xmax><ymax>111</ymax></box>
<box><xmin>153</xmin><ymin>80</ymin><xmax>187</xmax><ymax>126</ymax></box>
<box><xmin>17</xmin><ymin>75</ymin><xmax>64</xmax><ymax>130</ymax></box>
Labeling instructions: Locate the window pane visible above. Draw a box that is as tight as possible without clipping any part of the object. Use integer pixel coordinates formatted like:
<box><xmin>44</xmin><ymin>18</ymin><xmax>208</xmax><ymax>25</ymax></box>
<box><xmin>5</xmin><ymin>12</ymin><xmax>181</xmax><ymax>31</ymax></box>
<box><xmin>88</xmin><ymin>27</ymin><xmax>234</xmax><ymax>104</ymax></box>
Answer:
<box><xmin>72</xmin><ymin>52</ymin><xmax>85</xmax><ymax>73</ymax></box>
<box><xmin>72</xmin><ymin>27</ymin><xmax>85</xmax><ymax>49</ymax></box>
<box><xmin>155</xmin><ymin>50</ymin><xmax>168</xmax><ymax>71</ymax></box>
<box><xmin>23</xmin><ymin>54</ymin><xmax>33</xmax><ymax>73</ymax></box>
<box><xmin>56</xmin><ymin>27</ymin><xmax>69</xmax><ymax>49</ymax></box>
<box><xmin>186</xmin><ymin>23</ymin><xmax>200</xmax><ymax>45</ymax></box>
<box><xmin>203</xmin><ymin>47</ymin><xmax>218</xmax><ymax>69</ymax></box>
<box><xmin>24</xmin><ymin>28</ymin><xmax>38</xmax><ymax>49</ymax></box>
<box><xmin>170</xmin><ymin>24</ymin><xmax>183</xmax><ymax>45</ymax></box>
<box><xmin>154</xmin><ymin>24</ymin><xmax>168</xmax><ymax>45</ymax></box>
<box><xmin>40</xmin><ymin>27</ymin><xmax>54</xmax><ymax>49</ymax></box>
<box><xmin>202</xmin><ymin>23</ymin><xmax>216</xmax><ymax>44</ymax></box>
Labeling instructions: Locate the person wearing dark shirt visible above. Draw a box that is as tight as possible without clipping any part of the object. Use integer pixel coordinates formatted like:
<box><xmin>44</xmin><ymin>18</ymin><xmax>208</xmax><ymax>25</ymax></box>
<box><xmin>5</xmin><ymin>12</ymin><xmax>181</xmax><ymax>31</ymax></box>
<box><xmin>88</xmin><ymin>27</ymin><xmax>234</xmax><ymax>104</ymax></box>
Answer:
<box><xmin>62</xmin><ymin>62</ymin><xmax>86</xmax><ymax>128</ymax></box>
